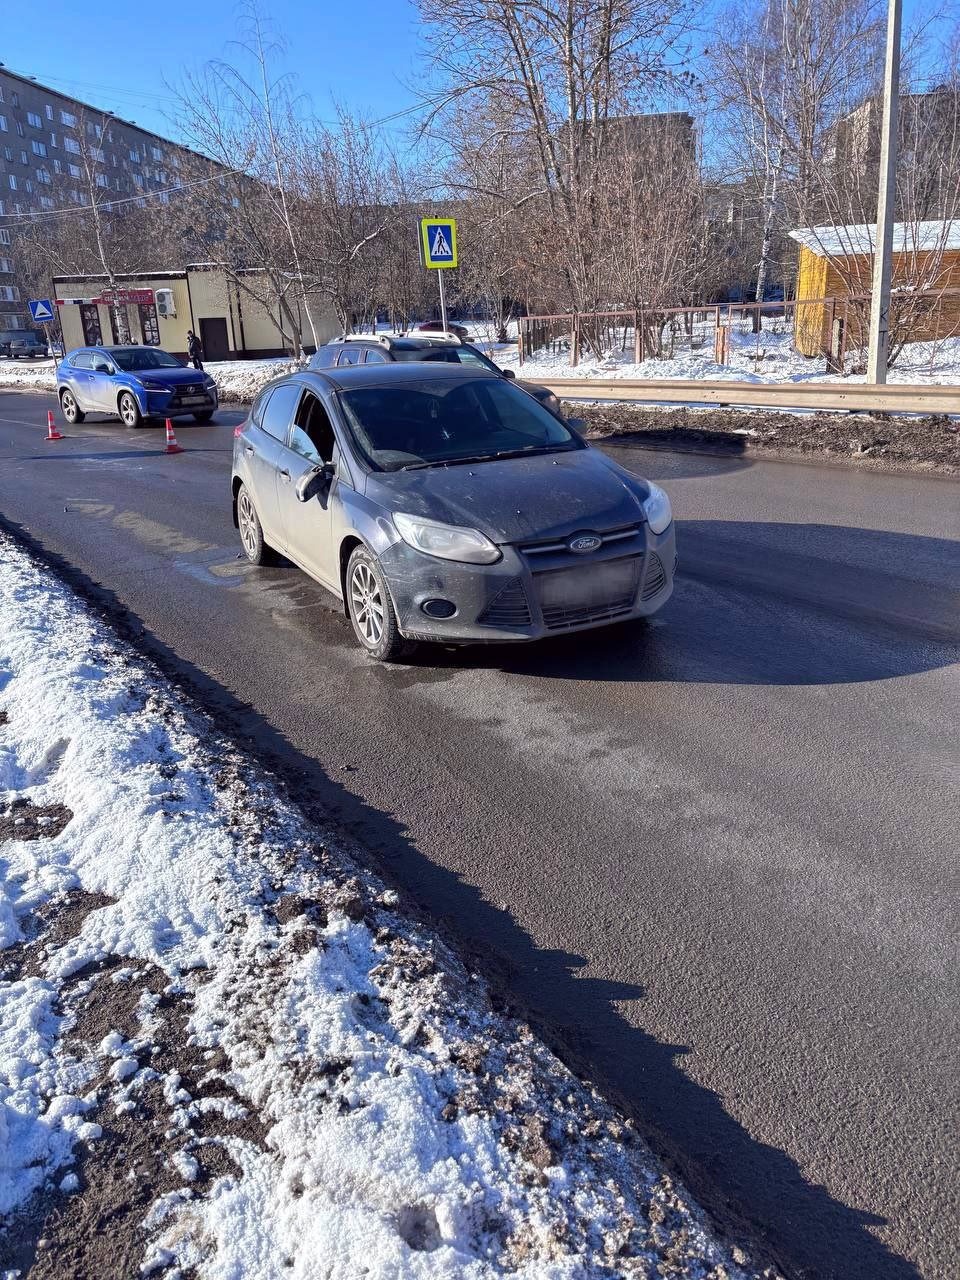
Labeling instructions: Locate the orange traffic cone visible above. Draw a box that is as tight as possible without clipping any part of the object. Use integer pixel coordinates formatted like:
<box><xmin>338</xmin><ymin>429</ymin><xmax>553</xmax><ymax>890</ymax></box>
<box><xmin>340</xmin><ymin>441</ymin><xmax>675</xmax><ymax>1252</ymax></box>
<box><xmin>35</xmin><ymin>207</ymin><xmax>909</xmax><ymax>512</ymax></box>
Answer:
<box><xmin>45</xmin><ymin>410</ymin><xmax>64</xmax><ymax>441</ymax></box>
<box><xmin>164</xmin><ymin>418</ymin><xmax>184</xmax><ymax>454</ymax></box>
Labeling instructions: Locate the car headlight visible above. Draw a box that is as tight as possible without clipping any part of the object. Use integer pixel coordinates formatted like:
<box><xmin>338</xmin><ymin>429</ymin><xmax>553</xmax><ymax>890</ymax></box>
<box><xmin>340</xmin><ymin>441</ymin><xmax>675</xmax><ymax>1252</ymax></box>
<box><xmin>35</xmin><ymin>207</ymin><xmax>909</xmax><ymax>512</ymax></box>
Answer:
<box><xmin>141</xmin><ymin>380</ymin><xmax>170</xmax><ymax>391</ymax></box>
<box><xmin>204</xmin><ymin>377</ymin><xmax>217</xmax><ymax>390</ymax></box>
<box><xmin>393</xmin><ymin>512</ymin><xmax>500</xmax><ymax>564</ymax></box>
<box><xmin>642</xmin><ymin>483</ymin><xmax>672</xmax><ymax>535</ymax></box>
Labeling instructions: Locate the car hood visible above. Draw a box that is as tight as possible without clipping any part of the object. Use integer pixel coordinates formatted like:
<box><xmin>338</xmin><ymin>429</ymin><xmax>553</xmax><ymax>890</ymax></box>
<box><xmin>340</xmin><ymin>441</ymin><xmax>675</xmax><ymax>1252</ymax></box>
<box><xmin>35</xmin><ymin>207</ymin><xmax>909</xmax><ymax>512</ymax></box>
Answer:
<box><xmin>126</xmin><ymin>367</ymin><xmax>206</xmax><ymax>385</ymax></box>
<box><xmin>370</xmin><ymin>447</ymin><xmax>649</xmax><ymax>544</ymax></box>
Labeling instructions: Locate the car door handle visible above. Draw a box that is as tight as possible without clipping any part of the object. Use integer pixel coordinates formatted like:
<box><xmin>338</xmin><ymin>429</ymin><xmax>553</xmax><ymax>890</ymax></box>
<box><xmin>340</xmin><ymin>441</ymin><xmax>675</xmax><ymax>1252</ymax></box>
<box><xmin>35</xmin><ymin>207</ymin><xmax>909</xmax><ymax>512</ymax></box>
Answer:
<box><xmin>243</xmin><ymin>445</ymin><xmax>254</xmax><ymax>456</ymax></box>
<box><xmin>279</xmin><ymin>469</ymin><xmax>291</xmax><ymax>481</ymax></box>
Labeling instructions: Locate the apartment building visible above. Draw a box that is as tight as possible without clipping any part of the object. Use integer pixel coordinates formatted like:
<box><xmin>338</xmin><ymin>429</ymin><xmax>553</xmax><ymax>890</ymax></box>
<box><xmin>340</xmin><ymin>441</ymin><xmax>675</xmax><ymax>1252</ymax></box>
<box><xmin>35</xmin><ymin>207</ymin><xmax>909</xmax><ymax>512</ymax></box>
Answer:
<box><xmin>0</xmin><ymin>65</ymin><xmax>220</xmax><ymax>335</ymax></box>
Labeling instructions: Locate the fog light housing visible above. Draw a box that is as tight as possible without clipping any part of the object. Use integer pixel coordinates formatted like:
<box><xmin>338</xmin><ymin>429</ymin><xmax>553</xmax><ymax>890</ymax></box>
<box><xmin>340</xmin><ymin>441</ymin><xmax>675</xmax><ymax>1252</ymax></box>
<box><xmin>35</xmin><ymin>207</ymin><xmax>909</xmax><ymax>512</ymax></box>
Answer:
<box><xmin>421</xmin><ymin>598</ymin><xmax>457</xmax><ymax>619</ymax></box>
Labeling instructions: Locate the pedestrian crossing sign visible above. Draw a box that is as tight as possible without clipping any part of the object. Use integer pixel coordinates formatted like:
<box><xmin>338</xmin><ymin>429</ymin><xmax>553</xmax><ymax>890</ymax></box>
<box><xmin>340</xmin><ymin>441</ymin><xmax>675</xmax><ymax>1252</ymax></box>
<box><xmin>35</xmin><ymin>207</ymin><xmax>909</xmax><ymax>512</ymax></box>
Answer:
<box><xmin>420</xmin><ymin>217</ymin><xmax>458</xmax><ymax>269</ymax></box>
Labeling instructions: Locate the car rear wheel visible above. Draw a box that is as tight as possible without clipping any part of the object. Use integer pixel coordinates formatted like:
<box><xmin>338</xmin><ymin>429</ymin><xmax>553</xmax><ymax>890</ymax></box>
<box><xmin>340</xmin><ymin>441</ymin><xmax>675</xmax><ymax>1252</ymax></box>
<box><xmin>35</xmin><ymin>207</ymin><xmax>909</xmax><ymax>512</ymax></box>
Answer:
<box><xmin>236</xmin><ymin>483</ymin><xmax>278</xmax><ymax>566</ymax></box>
<box><xmin>193</xmin><ymin>411</ymin><xmax>214</xmax><ymax>423</ymax></box>
<box><xmin>59</xmin><ymin>389</ymin><xmax>84</xmax><ymax>424</ymax></box>
<box><xmin>118</xmin><ymin>391</ymin><xmax>142</xmax><ymax>429</ymax></box>
<box><xmin>346</xmin><ymin>546</ymin><xmax>409</xmax><ymax>662</ymax></box>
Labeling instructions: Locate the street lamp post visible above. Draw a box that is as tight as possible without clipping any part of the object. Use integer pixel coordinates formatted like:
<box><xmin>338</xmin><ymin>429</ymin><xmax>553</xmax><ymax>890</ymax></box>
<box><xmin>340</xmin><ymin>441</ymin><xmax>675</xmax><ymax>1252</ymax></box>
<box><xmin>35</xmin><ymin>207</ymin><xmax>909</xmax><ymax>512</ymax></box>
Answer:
<box><xmin>866</xmin><ymin>0</ymin><xmax>903</xmax><ymax>384</ymax></box>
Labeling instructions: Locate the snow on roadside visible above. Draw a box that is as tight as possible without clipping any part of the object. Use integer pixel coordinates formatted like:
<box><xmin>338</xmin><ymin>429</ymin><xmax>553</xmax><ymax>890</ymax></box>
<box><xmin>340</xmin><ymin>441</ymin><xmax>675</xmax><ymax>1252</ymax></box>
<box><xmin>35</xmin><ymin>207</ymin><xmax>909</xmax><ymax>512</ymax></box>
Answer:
<box><xmin>0</xmin><ymin>357</ymin><xmax>293</xmax><ymax>404</ymax></box>
<box><xmin>0</xmin><ymin>533</ymin><xmax>774</xmax><ymax>1279</ymax></box>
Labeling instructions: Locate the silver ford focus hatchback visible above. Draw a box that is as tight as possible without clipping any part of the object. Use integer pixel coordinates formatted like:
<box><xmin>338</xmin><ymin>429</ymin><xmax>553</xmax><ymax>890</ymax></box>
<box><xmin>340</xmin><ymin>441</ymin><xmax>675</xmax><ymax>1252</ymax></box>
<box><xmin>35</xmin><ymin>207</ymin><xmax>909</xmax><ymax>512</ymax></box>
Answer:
<box><xmin>231</xmin><ymin>363</ymin><xmax>676</xmax><ymax>661</ymax></box>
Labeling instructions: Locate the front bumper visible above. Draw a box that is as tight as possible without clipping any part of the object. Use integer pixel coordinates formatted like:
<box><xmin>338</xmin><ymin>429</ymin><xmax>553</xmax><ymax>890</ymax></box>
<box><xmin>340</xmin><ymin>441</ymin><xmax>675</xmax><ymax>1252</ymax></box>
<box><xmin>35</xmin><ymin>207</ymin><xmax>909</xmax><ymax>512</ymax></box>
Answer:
<box><xmin>380</xmin><ymin>522</ymin><xmax>677</xmax><ymax>644</ymax></box>
<box><xmin>143</xmin><ymin>384</ymin><xmax>218</xmax><ymax>417</ymax></box>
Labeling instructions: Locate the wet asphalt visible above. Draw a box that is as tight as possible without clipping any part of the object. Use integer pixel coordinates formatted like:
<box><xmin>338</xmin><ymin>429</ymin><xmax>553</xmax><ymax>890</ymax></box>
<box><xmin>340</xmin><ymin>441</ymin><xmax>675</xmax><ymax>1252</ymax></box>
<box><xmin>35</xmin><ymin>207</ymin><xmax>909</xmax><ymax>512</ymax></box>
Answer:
<box><xmin>0</xmin><ymin>388</ymin><xmax>958</xmax><ymax>1280</ymax></box>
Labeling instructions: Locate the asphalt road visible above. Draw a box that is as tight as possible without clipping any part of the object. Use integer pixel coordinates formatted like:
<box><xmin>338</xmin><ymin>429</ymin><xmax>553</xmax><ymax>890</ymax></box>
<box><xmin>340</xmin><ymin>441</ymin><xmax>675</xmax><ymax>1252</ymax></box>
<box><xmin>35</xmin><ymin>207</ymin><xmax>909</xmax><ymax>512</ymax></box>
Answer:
<box><xmin>1</xmin><ymin>388</ymin><xmax>958</xmax><ymax>1280</ymax></box>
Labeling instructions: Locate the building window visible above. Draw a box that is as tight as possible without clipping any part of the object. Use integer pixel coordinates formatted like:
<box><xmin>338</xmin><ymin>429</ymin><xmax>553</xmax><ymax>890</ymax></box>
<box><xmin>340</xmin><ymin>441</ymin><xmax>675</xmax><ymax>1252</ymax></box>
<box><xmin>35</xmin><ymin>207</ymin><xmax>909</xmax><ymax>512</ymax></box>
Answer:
<box><xmin>68</xmin><ymin>163</ymin><xmax>81</xmax><ymax>178</ymax></box>
<box><xmin>31</xmin><ymin>140</ymin><xmax>47</xmax><ymax>157</ymax></box>
<box><xmin>0</xmin><ymin>257</ymin><xmax>12</xmax><ymax>273</ymax></box>
<box><xmin>91</xmin><ymin>147</ymin><xmax>104</xmax><ymax>162</ymax></box>
<box><xmin>49</xmin><ymin>132</ymin><xmax>57</xmax><ymax>148</ymax></box>
<box><xmin>45</xmin><ymin>104</ymin><xmax>54</xmax><ymax>121</ymax></box>
<box><xmin>3</xmin><ymin>148</ymin><xmax>11</xmax><ymax>163</ymax></box>
<box><xmin>0</xmin><ymin>229</ymin><xmax>10</xmax><ymax>245</ymax></box>
<box><xmin>15</xmin><ymin>121</ymin><xmax>24</xmax><ymax>138</ymax></box>
<box><xmin>151</xmin><ymin>145</ymin><xmax>162</xmax><ymax>161</ymax></box>
<box><xmin>53</xmin><ymin>158</ymin><xmax>61</xmax><ymax>174</ymax></box>
<box><xmin>139</xmin><ymin>303</ymin><xmax>160</xmax><ymax>345</ymax></box>
<box><xmin>7</xmin><ymin>174</ymin><xmax>16</xmax><ymax>191</ymax></box>
<box><xmin>60</xmin><ymin>110</ymin><xmax>77</xmax><ymax>127</ymax></box>
<box><xmin>0</xmin><ymin>286</ymin><xmax>22</xmax><ymax>302</ymax></box>
<box><xmin>39</xmin><ymin>196</ymin><xmax>54</xmax><ymax>209</ymax></box>
<box><xmin>111</xmin><ymin>153</ymin><xmax>117</xmax><ymax>167</ymax></box>
<box><xmin>24</xmin><ymin>180</ymin><xmax>32</xmax><ymax>194</ymax></box>
<box><xmin>129</xmin><ymin>148</ymin><xmax>140</xmax><ymax>163</ymax></box>
<box><xmin>64</xmin><ymin>137</ymin><xmax>80</xmax><ymax>155</ymax></box>
<box><xmin>27</xmin><ymin>111</ymin><xmax>43</xmax><ymax>129</ymax></box>
<box><xmin>80</xmin><ymin>303</ymin><xmax>102</xmax><ymax>346</ymax></box>
<box><xmin>133</xmin><ymin>173</ymin><xmax>143</xmax><ymax>188</ymax></box>
<box><xmin>36</xmin><ymin>169</ymin><xmax>51</xmax><ymax>184</ymax></box>
<box><xmin>96</xmin><ymin>173</ymin><xmax>108</xmax><ymax>188</ymax></box>
<box><xmin>0</xmin><ymin>116</ymin><xmax>7</xmax><ymax>133</ymax></box>
<box><xmin>11</xmin><ymin>92</ymin><xmax>20</xmax><ymax>108</ymax></box>
<box><xmin>19</xmin><ymin>151</ymin><xmax>27</xmax><ymax>166</ymax></box>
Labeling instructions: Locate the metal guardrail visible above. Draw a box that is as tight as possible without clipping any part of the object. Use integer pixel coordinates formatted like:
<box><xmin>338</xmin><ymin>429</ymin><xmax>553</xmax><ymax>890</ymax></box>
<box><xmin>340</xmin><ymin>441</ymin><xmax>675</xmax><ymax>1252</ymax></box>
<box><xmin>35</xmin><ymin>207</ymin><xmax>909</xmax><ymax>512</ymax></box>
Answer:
<box><xmin>538</xmin><ymin>377</ymin><xmax>960</xmax><ymax>415</ymax></box>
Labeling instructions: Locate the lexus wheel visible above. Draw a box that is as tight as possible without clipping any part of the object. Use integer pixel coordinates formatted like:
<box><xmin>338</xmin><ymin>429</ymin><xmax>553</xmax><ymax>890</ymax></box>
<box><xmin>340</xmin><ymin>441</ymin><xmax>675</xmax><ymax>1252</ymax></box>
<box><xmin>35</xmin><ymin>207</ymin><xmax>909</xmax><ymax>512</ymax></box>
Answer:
<box><xmin>59</xmin><ymin>389</ymin><xmax>84</xmax><ymax>425</ymax></box>
<box><xmin>236</xmin><ymin>483</ymin><xmax>278</xmax><ymax>566</ymax></box>
<box><xmin>346</xmin><ymin>545</ymin><xmax>409</xmax><ymax>662</ymax></box>
<box><xmin>118</xmin><ymin>391</ymin><xmax>142</xmax><ymax>429</ymax></box>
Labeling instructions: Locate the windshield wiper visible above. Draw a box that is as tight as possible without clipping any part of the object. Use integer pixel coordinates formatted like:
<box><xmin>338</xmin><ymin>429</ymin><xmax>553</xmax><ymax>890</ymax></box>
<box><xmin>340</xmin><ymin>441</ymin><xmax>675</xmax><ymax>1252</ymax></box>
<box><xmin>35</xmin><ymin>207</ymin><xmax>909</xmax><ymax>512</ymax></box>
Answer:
<box><xmin>400</xmin><ymin>445</ymin><xmax>566</xmax><ymax>471</ymax></box>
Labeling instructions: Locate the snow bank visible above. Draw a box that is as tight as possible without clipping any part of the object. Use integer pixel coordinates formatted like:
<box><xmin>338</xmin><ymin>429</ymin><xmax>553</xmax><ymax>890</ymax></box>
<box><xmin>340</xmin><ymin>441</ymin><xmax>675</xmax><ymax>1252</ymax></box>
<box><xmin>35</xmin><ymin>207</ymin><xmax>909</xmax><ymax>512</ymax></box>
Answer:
<box><xmin>0</xmin><ymin>357</ymin><xmax>293</xmax><ymax>403</ymax></box>
<box><xmin>0</xmin><ymin>533</ymin><xmax>771</xmax><ymax>1278</ymax></box>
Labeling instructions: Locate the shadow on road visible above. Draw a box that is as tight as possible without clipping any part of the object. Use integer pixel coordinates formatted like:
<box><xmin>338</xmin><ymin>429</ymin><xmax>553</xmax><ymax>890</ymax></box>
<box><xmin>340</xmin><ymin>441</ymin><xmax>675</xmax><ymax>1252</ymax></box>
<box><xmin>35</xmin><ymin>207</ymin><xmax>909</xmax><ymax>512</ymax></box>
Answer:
<box><xmin>0</xmin><ymin>514</ymin><xmax>930</xmax><ymax>1280</ymax></box>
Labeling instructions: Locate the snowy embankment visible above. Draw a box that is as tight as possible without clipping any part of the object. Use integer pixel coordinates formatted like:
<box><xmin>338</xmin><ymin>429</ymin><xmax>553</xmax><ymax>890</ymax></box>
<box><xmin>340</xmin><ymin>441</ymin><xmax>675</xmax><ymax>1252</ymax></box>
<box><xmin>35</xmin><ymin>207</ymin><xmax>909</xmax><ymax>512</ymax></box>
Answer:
<box><xmin>0</xmin><ymin>357</ymin><xmax>292</xmax><ymax>404</ymax></box>
<box><xmin>498</xmin><ymin>328</ymin><xmax>960</xmax><ymax>387</ymax></box>
<box><xmin>0</xmin><ymin>533</ymin><xmax>773</xmax><ymax>1279</ymax></box>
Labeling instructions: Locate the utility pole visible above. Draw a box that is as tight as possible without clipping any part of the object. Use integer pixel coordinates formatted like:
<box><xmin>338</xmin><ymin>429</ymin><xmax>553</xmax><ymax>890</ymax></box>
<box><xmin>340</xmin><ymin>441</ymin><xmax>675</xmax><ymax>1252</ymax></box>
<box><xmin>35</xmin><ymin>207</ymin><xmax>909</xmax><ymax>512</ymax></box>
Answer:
<box><xmin>866</xmin><ymin>0</ymin><xmax>902</xmax><ymax>384</ymax></box>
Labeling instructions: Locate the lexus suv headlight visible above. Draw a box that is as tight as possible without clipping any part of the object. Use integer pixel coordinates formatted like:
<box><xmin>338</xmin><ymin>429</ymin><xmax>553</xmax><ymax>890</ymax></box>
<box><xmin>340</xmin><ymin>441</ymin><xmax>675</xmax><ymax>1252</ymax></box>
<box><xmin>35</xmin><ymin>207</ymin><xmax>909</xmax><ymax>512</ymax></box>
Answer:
<box><xmin>643</xmin><ymin>483</ymin><xmax>672</xmax><ymax>535</ymax></box>
<box><xmin>141</xmin><ymin>380</ymin><xmax>171</xmax><ymax>391</ymax></box>
<box><xmin>393</xmin><ymin>512</ymin><xmax>501</xmax><ymax>564</ymax></box>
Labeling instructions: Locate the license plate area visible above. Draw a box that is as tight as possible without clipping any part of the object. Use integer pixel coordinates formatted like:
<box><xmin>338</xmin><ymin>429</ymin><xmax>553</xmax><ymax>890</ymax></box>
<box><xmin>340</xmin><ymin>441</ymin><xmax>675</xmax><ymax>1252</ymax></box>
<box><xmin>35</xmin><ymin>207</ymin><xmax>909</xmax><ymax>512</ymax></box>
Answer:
<box><xmin>536</xmin><ymin>556</ymin><xmax>641</xmax><ymax>627</ymax></box>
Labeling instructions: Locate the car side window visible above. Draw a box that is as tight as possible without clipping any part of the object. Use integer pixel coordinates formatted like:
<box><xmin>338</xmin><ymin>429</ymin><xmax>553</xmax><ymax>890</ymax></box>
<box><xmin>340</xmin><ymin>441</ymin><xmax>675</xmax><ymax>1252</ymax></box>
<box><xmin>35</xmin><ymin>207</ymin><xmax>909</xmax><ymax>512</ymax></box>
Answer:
<box><xmin>290</xmin><ymin>391</ymin><xmax>336</xmax><ymax>463</ymax></box>
<box><xmin>362</xmin><ymin>347</ymin><xmax>388</xmax><ymax>364</ymax></box>
<box><xmin>420</xmin><ymin>349</ymin><xmax>459</xmax><ymax>363</ymax></box>
<box><xmin>259</xmin><ymin>382</ymin><xmax>302</xmax><ymax>440</ymax></box>
<box><xmin>71</xmin><ymin>351</ymin><xmax>93</xmax><ymax>369</ymax></box>
<box><xmin>92</xmin><ymin>355</ymin><xmax>114</xmax><ymax>374</ymax></box>
<box><xmin>336</xmin><ymin>347</ymin><xmax>361</xmax><ymax>366</ymax></box>
<box><xmin>310</xmin><ymin>347</ymin><xmax>336</xmax><ymax>368</ymax></box>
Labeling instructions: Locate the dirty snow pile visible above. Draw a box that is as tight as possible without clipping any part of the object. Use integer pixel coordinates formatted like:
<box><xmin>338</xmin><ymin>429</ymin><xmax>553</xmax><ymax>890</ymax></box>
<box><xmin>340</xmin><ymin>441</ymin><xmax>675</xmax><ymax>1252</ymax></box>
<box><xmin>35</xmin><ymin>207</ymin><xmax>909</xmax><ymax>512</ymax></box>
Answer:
<box><xmin>0</xmin><ymin>532</ymin><xmax>774</xmax><ymax>1279</ymax></box>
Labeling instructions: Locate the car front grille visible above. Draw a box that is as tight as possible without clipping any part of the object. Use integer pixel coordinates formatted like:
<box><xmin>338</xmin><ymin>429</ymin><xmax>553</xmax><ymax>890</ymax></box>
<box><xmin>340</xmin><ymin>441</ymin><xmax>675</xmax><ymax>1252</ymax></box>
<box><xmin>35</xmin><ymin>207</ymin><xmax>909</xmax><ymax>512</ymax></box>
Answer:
<box><xmin>477</xmin><ymin>578</ymin><xmax>532</xmax><ymax>628</ymax></box>
<box><xmin>641</xmin><ymin>553</ymin><xmax>666</xmax><ymax>600</ymax></box>
<box><xmin>518</xmin><ymin>523</ymin><xmax>643</xmax><ymax>557</ymax></box>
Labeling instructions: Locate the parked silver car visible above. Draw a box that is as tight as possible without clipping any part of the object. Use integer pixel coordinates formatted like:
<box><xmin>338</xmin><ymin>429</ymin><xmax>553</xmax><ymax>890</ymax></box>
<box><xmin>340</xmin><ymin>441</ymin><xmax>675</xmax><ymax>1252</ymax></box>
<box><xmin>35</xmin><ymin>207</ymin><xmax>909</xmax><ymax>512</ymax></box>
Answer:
<box><xmin>231</xmin><ymin>363</ymin><xmax>676</xmax><ymax>661</ymax></box>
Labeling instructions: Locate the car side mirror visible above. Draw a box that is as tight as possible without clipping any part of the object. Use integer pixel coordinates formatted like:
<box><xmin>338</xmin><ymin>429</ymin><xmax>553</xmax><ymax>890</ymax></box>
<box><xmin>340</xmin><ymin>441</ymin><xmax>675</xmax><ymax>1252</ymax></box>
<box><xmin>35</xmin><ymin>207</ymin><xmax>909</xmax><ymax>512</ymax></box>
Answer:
<box><xmin>295</xmin><ymin>461</ymin><xmax>335</xmax><ymax>503</ymax></box>
<box><xmin>500</xmin><ymin>367</ymin><xmax>516</xmax><ymax>380</ymax></box>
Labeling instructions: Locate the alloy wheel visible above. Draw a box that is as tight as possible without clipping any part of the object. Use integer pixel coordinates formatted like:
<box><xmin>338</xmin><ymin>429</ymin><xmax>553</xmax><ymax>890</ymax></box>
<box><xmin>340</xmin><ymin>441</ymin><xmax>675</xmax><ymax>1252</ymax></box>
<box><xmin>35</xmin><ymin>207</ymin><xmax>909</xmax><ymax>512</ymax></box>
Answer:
<box><xmin>120</xmin><ymin>394</ymin><xmax>138</xmax><ymax>427</ymax></box>
<box><xmin>350</xmin><ymin>561</ymin><xmax>384</xmax><ymax>647</ymax></box>
<box><xmin>61</xmin><ymin>392</ymin><xmax>77</xmax><ymax>423</ymax></box>
<box><xmin>237</xmin><ymin>490</ymin><xmax>258</xmax><ymax>560</ymax></box>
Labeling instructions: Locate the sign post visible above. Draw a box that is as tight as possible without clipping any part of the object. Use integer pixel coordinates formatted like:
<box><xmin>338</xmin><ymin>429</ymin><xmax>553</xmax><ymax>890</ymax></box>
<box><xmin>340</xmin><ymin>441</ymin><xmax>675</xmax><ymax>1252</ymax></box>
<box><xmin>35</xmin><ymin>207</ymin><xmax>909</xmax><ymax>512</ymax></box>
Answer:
<box><xmin>419</xmin><ymin>218</ymin><xmax>458</xmax><ymax>332</ymax></box>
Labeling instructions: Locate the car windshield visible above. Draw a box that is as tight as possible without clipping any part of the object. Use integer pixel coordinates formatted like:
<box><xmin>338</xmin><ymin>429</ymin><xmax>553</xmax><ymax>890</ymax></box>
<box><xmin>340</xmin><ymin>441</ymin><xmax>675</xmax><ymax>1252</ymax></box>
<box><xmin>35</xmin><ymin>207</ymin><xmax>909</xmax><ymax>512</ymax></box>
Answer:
<box><xmin>337</xmin><ymin>377</ymin><xmax>580</xmax><ymax>472</ymax></box>
<box><xmin>111</xmin><ymin>348</ymin><xmax>184</xmax><ymax>371</ymax></box>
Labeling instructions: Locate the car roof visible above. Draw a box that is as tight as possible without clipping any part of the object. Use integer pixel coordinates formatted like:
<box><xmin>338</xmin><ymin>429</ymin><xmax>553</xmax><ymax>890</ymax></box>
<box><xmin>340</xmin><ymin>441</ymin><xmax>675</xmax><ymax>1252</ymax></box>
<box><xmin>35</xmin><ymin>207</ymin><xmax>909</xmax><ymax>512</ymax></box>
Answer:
<box><xmin>328</xmin><ymin>336</ymin><xmax>468</xmax><ymax>351</ymax></box>
<box><xmin>302</xmin><ymin>362</ymin><xmax>502</xmax><ymax>393</ymax></box>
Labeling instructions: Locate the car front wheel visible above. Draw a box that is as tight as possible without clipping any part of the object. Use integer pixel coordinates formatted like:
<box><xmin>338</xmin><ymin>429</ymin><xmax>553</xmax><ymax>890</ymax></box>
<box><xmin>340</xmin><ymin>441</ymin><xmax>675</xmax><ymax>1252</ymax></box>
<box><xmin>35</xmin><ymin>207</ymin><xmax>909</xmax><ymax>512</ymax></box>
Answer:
<box><xmin>59</xmin><ymin>389</ymin><xmax>84</xmax><ymax>424</ymax></box>
<box><xmin>118</xmin><ymin>391</ymin><xmax>142</xmax><ymax>429</ymax></box>
<box><xmin>346</xmin><ymin>546</ymin><xmax>409</xmax><ymax>662</ymax></box>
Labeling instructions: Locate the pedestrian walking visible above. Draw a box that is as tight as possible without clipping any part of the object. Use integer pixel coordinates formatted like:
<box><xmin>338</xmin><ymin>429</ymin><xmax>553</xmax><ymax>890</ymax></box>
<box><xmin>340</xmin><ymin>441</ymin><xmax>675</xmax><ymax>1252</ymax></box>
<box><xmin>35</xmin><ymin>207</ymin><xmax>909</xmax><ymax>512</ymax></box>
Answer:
<box><xmin>186</xmin><ymin>329</ymin><xmax>204</xmax><ymax>371</ymax></box>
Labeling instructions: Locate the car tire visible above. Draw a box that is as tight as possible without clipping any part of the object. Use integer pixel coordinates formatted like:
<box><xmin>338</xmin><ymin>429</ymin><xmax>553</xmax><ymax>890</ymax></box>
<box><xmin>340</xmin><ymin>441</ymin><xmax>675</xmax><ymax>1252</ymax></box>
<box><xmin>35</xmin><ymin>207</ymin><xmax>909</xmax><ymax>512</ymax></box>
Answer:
<box><xmin>346</xmin><ymin>545</ymin><xmax>410</xmax><ymax>662</ymax></box>
<box><xmin>59</xmin><ymin>389</ymin><xmax>85</xmax><ymax>425</ymax></box>
<box><xmin>193</xmin><ymin>411</ymin><xmax>215</xmax><ymax>423</ymax></box>
<box><xmin>236</xmin><ymin>483</ymin><xmax>279</xmax><ymax>566</ymax></box>
<box><xmin>118</xmin><ymin>391</ymin><xmax>143</xmax><ymax>429</ymax></box>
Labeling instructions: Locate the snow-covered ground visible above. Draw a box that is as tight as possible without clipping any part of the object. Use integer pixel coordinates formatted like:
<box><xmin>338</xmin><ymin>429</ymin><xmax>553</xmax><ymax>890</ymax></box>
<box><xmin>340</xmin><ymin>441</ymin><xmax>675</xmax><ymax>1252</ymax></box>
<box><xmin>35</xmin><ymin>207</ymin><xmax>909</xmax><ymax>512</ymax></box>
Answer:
<box><xmin>502</xmin><ymin>327</ymin><xmax>960</xmax><ymax>386</ymax></box>
<box><xmin>0</xmin><ymin>357</ymin><xmax>293</xmax><ymax>404</ymax></box>
<box><xmin>0</xmin><ymin>533</ymin><xmax>773</xmax><ymax>1279</ymax></box>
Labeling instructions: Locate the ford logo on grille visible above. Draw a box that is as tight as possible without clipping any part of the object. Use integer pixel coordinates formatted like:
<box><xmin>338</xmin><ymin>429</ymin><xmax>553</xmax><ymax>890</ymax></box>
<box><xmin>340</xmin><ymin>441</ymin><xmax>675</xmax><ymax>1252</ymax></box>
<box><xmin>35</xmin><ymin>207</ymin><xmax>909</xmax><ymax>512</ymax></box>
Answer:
<box><xmin>569</xmin><ymin>533</ymin><xmax>601</xmax><ymax>554</ymax></box>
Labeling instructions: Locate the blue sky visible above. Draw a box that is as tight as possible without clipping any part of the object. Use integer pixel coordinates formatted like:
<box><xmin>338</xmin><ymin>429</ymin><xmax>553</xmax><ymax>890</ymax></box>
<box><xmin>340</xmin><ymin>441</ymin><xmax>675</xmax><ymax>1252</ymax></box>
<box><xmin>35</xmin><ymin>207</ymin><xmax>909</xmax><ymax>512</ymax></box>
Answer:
<box><xmin>2</xmin><ymin>0</ymin><xmax>955</xmax><ymax>152</ymax></box>
<box><xmin>0</xmin><ymin>0</ymin><xmax>427</xmax><ymax>142</ymax></box>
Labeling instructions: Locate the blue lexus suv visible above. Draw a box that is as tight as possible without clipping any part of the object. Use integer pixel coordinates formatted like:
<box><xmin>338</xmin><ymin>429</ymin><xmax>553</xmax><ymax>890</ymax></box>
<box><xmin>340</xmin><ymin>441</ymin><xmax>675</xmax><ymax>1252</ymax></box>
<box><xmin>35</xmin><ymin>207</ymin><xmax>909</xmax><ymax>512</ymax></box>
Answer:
<box><xmin>56</xmin><ymin>345</ymin><xmax>218</xmax><ymax>428</ymax></box>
